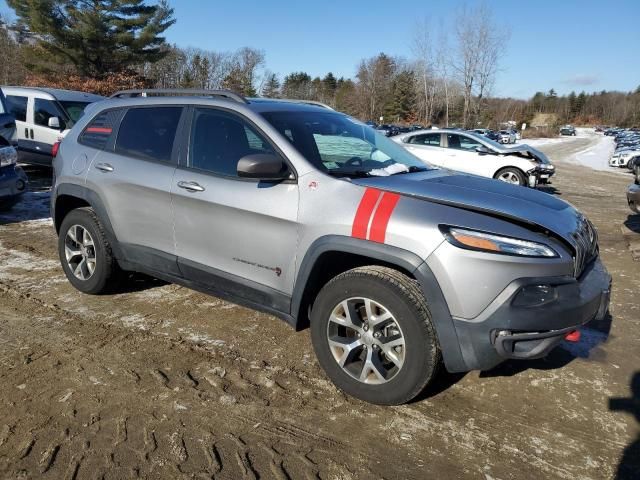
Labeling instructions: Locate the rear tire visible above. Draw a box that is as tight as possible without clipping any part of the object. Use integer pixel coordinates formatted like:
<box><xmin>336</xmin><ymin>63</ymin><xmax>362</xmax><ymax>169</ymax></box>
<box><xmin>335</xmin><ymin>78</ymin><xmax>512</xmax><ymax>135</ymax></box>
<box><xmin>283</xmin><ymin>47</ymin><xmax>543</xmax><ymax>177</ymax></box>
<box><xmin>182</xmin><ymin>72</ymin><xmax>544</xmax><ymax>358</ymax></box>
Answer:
<box><xmin>494</xmin><ymin>167</ymin><xmax>526</xmax><ymax>186</ymax></box>
<box><xmin>310</xmin><ymin>266</ymin><xmax>441</xmax><ymax>405</ymax></box>
<box><xmin>58</xmin><ymin>207</ymin><xmax>118</xmax><ymax>294</ymax></box>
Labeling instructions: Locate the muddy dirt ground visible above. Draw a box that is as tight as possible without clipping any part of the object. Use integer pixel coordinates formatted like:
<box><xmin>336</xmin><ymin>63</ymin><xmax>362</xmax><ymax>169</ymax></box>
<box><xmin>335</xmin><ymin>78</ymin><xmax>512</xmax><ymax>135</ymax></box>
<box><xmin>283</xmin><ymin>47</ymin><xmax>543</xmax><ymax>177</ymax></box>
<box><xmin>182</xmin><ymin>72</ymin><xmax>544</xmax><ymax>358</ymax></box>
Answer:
<box><xmin>0</xmin><ymin>133</ymin><xmax>638</xmax><ymax>479</ymax></box>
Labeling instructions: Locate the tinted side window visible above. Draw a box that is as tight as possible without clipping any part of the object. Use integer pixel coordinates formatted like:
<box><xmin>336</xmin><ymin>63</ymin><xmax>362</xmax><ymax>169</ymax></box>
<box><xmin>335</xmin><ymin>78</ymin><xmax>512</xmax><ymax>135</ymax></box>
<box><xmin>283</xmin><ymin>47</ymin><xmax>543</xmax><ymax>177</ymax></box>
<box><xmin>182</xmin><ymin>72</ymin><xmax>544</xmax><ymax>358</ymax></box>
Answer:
<box><xmin>35</xmin><ymin>99</ymin><xmax>65</xmax><ymax>128</ymax></box>
<box><xmin>448</xmin><ymin>134</ymin><xmax>482</xmax><ymax>151</ymax></box>
<box><xmin>409</xmin><ymin>133</ymin><xmax>440</xmax><ymax>146</ymax></box>
<box><xmin>79</xmin><ymin>109</ymin><xmax>122</xmax><ymax>150</ymax></box>
<box><xmin>115</xmin><ymin>107</ymin><xmax>182</xmax><ymax>162</ymax></box>
<box><xmin>6</xmin><ymin>95</ymin><xmax>27</xmax><ymax>122</ymax></box>
<box><xmin>189</xmin><ymin>108</ymin><xmax>275</xmax><ymax>177</ymax></box>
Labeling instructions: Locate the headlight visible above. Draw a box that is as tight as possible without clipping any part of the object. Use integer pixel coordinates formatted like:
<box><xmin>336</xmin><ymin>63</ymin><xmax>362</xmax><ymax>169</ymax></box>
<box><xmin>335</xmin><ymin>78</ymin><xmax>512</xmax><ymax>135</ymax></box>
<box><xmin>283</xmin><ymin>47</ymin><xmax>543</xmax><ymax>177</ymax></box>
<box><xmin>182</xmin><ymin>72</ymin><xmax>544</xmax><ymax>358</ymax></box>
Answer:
<box><xmin>0</xmin><ymin>146</ymin><xmax>17</xmax><ymax>167</ymax></box>
<box><xmin>441</xmin><ymin>226</ymin><xmax>558</xmax><ymax>258</ymax></box>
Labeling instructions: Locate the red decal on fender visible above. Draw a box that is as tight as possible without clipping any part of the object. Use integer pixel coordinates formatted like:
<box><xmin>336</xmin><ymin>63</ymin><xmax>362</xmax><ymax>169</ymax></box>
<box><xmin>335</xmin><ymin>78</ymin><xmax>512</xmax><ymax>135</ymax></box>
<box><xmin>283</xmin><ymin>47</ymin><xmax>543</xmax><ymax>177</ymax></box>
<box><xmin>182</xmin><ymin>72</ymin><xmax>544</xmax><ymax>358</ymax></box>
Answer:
<box><xmin>369</xmin><ymin>192</ymin><xmax>400</xmax><ymax>243</ymax></box>
<box><xmin>352</xmin><ymin>188</ymin><xmax>381</xmax><ymax>239</ymax></box>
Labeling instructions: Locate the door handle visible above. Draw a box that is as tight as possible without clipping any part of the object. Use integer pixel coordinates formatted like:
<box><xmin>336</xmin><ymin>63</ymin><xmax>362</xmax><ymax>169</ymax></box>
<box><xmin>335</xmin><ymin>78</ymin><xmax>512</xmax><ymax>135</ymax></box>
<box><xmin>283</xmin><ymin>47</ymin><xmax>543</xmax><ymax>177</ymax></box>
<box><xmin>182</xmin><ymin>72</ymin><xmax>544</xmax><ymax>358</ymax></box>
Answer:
<box><xmin>24</xmin><ymin>127</ymin><xmax>28</xmax><ymax>137</ymax></box>
<box><xmin>30</xmin><ymin>129</ymin><xmax>34</xmax><ymax>139</ymax></box>
<box><xmin>95</xmin><ymin>162</ymin><xmax>114</xmax><ymax>172</ymax></box>
<box><xmin>177</xmin><ymin>181</ymin><xmax>205</xmax><ymax>192</ymax></box>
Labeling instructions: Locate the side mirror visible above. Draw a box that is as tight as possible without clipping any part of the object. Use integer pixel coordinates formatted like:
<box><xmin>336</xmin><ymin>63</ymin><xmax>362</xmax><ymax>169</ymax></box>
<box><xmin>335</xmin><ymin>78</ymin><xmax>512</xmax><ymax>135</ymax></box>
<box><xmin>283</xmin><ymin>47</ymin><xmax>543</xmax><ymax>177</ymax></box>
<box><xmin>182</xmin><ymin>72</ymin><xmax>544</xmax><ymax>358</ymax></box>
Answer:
<box><xmin>237</xmin><ymin>153</ymin><xmax>289</xmax><ymax>180</ymax></box>
<box><xmin>48</xmin><ymin>116</ymin><xmax>61</xmax><ymax>129</ymax></box>
<box><xmin>476</xmin><ymin>145</ymin><xmax>491</xmax><ymax>155</ymax></box>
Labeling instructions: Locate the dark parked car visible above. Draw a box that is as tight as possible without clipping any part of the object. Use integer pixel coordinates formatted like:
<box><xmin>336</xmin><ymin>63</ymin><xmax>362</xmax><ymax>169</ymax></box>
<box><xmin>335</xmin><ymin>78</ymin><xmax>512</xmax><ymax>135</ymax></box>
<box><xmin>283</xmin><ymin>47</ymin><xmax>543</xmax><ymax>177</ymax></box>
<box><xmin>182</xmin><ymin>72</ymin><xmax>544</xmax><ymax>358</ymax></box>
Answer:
<box><xmin>0</xmin><ymin>88</ymin><xmax>28</xmax><ymax>210</ymax></box>
<box><xmin>560</xmin><ymin>125</ymin><xmax>576</xmax><ymax>136</ymax></box>
<box><xmin>376</xmin><ymin>124</ymin><xmax>400</xmax><ymax>137</ymax></box>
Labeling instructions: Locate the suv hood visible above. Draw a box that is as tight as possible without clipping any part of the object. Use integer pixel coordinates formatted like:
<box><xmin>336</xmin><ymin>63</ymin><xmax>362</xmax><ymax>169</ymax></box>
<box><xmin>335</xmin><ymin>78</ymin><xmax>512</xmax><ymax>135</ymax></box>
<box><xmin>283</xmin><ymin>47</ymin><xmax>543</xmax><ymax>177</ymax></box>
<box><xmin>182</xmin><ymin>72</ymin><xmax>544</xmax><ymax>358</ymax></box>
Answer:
<box><xmin>352</xmin><ymin>170</ymin><xmax>584</xmax><ymax>248</ymax></box>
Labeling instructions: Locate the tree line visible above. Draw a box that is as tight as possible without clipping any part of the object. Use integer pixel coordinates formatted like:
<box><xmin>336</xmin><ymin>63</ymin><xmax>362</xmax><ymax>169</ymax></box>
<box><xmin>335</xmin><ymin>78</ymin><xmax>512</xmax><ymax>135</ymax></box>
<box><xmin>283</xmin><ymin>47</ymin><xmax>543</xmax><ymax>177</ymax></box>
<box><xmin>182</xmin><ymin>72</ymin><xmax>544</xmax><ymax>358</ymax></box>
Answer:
<box><xmin>1</xmin><ymin>1</ymin><xmax>638</xmax><ymax>128</ymax></box>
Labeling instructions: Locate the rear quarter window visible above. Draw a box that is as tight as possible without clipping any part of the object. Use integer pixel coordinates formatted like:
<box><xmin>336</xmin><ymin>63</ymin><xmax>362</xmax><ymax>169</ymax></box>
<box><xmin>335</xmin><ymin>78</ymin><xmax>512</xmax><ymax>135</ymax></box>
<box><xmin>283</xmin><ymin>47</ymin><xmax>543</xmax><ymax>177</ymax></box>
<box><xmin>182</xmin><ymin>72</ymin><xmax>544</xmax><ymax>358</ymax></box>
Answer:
<box><xmin>79</xmin><ymin>109</ymin><xmax>122</xmax><ymax>150</ymax></box>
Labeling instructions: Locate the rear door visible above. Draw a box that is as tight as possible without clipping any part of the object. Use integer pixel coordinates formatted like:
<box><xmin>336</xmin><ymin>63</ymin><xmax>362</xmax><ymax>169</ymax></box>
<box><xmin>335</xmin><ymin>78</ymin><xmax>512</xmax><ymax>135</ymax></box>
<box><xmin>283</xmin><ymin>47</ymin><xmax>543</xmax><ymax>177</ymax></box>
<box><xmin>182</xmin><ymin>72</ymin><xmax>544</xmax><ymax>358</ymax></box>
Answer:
<box><xmin>5</xmin><ymin>94</ymin><xmax>28</xmax><ymax>151</ymax></box>
<box><xmin>171</xmin><ymin>106</ymin><xmax>299</xmax><ymax>301</ymax></box>
<box><xmin>0</xmin><ymin>91</ymin><xmax>16</xmax><ymax>145</ymax></box>
<box><xmin>84</xmin><ymin>105</ymin><xmax>184</xmax><ymax>274</ymax></box>
<box><xmin>403</xmin><ymin>132</ymin><xmax>445</xmax><ymax>166</ymax></box>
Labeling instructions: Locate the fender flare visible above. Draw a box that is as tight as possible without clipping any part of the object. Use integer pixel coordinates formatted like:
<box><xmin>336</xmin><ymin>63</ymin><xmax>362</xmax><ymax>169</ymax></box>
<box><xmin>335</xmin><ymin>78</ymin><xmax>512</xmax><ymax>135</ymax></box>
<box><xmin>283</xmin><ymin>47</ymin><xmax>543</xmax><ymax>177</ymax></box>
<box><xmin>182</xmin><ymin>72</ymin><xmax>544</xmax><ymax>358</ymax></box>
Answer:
<box><xmin>291</xmin><ymin>235</ymin><xmax>468</xmax><ymax>372</ymax></box>
<box><xmin>52</xmin><ymin>183</ymin><xmax>123</xmax><ymax>259</ymax></box>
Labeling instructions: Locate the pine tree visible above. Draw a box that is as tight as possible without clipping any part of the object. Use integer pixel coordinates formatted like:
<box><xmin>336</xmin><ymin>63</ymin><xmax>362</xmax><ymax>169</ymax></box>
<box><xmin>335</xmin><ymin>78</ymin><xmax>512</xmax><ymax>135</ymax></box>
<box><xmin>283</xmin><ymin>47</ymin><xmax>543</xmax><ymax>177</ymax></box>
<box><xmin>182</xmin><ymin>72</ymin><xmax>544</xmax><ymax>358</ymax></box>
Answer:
<box><xmin>568</xmin><ymin>91</ymin><xmax>578</xmax><ymax>118</ymax></box>
<box><xmin>6</xmin><ymin>0</ymin><xmax>175</xmax><ymax>78</ymax></box>
<box><xmin>576</xmin><ymin>91</ymin><xmax>587</xmax><ymax>116</ymax></box>
<box><xmin>262</xmin><ymin>73</ymin><xmax>280</xmax><ymax>98</ymax></box>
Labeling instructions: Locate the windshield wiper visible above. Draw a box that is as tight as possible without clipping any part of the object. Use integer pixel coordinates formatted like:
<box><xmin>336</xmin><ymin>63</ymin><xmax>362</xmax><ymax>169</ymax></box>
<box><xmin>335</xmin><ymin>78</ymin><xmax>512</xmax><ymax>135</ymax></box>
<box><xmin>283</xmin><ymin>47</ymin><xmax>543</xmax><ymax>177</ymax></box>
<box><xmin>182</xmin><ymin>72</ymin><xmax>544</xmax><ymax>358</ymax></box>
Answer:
<box><xmin>385</xmin><ymin>165</ymin><xmax>430</xmax><ymax>176</ymax></box>
<box><xmin>327</xmin><ymin>169</ymin><xmax>372</xmax><ymax>178</ymax></box>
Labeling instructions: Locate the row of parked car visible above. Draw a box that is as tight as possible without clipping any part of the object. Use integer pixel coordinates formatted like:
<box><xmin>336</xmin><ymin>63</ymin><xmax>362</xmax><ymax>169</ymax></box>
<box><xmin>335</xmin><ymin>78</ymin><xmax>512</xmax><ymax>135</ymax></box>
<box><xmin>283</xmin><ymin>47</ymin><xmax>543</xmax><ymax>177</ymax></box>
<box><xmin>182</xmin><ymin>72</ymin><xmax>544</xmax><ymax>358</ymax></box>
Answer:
<box><xmin>605</xmin><ymin>127</ymin><xmax>640</xmax><ymax>214</ymax></box>
<box><xmin>608</xmin><ymin>128</ymin><xmax>640</xmax><ymax>172</ymax></box>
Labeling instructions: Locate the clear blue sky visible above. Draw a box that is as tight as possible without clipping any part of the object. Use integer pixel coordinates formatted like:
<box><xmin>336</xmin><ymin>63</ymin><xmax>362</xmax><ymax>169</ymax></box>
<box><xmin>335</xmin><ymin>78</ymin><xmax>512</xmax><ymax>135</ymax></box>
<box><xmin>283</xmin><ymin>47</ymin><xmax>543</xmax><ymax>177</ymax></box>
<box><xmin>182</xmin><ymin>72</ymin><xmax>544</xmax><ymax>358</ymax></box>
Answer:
<box><xmin>2</xmin><ymin>0</ymin><xmax>639</xmax><ymax>99</ymax></box>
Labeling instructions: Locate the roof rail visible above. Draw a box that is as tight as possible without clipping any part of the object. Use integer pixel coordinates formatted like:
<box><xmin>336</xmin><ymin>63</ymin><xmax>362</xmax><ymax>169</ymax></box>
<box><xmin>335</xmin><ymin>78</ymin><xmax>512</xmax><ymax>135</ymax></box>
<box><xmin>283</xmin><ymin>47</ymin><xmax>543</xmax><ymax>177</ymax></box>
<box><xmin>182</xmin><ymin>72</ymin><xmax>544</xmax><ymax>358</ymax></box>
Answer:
<box><xmin>109</xmin><ymin>89</ymin><xmax>248</xmax><ymax>104</ymax></box>
<box><xmin>278</xmin><ymin>99</ymin><xmax>334</xmax><ymax>110</ymax></box>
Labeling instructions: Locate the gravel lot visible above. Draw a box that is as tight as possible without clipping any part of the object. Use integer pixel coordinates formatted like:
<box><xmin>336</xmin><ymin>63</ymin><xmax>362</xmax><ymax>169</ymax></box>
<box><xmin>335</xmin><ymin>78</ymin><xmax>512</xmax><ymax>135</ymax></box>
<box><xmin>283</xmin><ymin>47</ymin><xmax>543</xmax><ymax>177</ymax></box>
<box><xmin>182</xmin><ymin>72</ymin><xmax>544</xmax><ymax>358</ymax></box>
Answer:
<box><xmin>0</xmin><ymin>132</ymin><xmax>638</xmax><ymax>479</ymax></box>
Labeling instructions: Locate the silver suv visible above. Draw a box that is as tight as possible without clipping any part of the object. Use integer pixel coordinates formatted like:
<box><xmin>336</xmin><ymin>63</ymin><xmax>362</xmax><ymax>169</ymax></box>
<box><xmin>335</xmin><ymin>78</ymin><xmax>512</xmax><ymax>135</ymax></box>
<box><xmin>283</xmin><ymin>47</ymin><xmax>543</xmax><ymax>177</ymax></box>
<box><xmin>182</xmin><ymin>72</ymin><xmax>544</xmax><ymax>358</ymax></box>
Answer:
<box><xmin>51</xmin><ymin>89</ymin><xmax>612</xmax><ymax>405</ymax></box>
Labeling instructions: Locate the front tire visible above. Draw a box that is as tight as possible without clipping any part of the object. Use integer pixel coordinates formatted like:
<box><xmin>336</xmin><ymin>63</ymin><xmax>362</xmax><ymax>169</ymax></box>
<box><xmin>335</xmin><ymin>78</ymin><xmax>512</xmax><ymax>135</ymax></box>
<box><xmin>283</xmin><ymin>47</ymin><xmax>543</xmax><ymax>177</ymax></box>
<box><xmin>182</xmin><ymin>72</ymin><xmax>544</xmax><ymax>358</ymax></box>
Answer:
<box><xmin>58</xmin><ymin>207</ymin><xmax>117</xmax><ymax>294</ymax></box>
<box><xmin>494</xmin><ymin>167</ymin><xmax>526</xmax><ymax>186</ymax></box>
<box><xmin>310</xmin><ymin>266</ymin><xmax>441</xmax><ymax>405</ymax></box>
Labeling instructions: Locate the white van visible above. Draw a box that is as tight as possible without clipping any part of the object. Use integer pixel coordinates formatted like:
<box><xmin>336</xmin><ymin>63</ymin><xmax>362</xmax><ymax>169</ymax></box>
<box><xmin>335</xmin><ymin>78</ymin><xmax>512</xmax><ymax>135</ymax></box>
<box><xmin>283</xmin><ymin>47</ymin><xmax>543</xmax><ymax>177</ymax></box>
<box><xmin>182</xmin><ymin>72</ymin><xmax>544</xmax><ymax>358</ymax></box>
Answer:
<box><xmin>2</xmin><ymin>87</ymin><xmax>103</xmax><ymax>166</ymax></box>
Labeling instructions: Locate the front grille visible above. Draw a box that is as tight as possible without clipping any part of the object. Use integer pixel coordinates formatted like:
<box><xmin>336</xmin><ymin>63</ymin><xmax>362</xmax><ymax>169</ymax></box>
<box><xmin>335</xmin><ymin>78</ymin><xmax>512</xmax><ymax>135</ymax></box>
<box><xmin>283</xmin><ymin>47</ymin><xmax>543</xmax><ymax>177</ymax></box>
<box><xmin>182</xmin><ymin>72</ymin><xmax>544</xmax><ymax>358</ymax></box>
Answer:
<box><xmin>573</xmin><ymin>218</ymin><xmax>598</xmax><ymax>277</ymax></box>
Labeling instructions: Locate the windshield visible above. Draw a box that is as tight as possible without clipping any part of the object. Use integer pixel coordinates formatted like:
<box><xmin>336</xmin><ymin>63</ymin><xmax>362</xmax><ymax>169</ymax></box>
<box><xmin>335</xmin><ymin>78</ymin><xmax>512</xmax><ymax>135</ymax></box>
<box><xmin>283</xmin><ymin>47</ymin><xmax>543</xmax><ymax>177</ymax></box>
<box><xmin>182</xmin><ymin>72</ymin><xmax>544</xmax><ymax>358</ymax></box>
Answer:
<box><xmin>260</xmin><ymin>111</ymin><xmax>431</xmax><ymax>177</ymax></box>
<box><xmin>59</xmin><ymin>101</ymin><xmax>91</xmax><ymax>127</ymax></box>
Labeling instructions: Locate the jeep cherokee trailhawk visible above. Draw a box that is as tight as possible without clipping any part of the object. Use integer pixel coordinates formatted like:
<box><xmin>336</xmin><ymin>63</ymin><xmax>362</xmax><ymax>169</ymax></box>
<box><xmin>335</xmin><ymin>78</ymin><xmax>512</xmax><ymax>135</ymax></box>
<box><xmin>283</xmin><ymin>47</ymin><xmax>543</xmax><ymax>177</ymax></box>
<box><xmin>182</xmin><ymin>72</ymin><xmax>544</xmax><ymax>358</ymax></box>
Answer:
<box><xmin>51</xmin><ymin>89</ymin><xmax>612</xmax><ymax>405</ymax></box>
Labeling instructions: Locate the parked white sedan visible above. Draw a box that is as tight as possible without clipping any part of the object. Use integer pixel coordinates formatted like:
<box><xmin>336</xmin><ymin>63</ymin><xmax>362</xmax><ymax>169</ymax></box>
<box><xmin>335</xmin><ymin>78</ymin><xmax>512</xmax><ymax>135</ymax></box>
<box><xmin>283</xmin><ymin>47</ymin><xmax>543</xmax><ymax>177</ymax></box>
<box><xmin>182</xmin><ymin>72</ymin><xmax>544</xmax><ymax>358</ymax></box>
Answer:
<box><xmin>393</xmin><ymin>129</ymin><xmax>555</xmax><ymax>187</ymax></box>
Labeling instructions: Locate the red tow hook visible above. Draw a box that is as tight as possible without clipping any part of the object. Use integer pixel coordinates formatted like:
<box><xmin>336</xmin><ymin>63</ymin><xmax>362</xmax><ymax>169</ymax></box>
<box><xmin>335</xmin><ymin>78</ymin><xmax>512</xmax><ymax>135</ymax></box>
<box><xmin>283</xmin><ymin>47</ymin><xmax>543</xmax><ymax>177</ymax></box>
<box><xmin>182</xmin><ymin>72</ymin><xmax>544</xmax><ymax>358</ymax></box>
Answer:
<box><xmin>565</xmin><ymin>330</ymin><xmax>581</xmax><ymax>342</ymax></box>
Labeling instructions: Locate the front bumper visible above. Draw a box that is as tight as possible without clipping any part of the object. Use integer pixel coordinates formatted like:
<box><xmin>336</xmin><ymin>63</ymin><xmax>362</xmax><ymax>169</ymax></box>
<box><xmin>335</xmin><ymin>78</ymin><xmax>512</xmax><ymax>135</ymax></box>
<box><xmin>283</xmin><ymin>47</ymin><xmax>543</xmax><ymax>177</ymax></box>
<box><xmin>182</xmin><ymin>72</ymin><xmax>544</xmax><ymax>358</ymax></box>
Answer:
<box><xmin>528</xmin><ymin>166</ymin><xmax>555</xmax><ymax>186</ymax></box>
<box><xmin>0</xmin><ymin>164</ymin><xmax>28</xmax><ymax>206</ymax></box>
<box><xmin>627</xmin><ymin>183</ymin><xmax>640</xmax><ymax>213</ymax></box>
<box><xmin>451</xmin><ymin>256</ymin><xmax>611</xmax><ymax>371</ymax></box>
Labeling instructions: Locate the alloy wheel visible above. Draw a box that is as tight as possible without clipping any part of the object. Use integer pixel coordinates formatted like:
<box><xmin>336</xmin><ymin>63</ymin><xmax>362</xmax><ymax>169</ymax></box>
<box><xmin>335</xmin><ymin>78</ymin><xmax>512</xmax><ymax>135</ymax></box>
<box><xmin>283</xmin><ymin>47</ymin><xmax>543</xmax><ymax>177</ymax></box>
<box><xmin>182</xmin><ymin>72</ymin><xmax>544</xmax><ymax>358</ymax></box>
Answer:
<box><xmin>326</xmin><ymin>297</ymin><xmax>405</xmax><ymax>384</ymax></box>
<box><xmin>64</xmin><ymin>224</ymin><xmax>97</xmax><ymax>281</ymax></box>
<box><xmin>498</xmin><ymin>171</ymin><xmax>521</xmax><ymax>184</ymax></box>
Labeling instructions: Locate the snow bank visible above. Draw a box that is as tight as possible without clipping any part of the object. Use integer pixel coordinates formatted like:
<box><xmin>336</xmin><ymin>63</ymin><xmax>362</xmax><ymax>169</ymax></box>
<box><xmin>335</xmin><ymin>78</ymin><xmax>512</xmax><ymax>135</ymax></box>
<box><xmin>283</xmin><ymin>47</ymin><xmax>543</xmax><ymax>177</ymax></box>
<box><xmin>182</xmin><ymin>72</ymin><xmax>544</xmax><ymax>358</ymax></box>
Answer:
<box><xmin>564</xmin><ymin>130</ymin><xmax>616</xmax><ymax>172</ymax></box>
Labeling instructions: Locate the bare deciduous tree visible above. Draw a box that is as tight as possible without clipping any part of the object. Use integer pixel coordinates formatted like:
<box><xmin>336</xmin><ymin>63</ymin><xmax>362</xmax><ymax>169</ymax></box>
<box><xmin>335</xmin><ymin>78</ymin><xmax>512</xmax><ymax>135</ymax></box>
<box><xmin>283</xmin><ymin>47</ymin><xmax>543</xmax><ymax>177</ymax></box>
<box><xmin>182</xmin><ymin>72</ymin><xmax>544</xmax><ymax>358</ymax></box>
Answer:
<box><xmin>452</xmin><ymin>4</ymin><xmax>507</xmax><ymax>128</ymax></box>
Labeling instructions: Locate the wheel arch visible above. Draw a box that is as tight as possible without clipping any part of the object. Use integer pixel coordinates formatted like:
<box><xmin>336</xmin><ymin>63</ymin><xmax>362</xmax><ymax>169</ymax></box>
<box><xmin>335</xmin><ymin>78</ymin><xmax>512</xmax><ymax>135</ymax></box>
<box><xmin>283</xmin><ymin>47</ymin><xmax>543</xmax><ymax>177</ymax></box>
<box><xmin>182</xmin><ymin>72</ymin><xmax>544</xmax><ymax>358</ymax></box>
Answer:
<box><xmin>53</xmin><ymin>184</ymin><xmax>122</xmax><ymax>259</ymax></box>
<box><xmin>291</xmin><ymin>235</ymin><xmax>468</xmax><ymax>372</ymax></box>
<box><xmin>493</xmin><ymin>165</ymin><xmax>527</xmax><ymax>180</ymax></box>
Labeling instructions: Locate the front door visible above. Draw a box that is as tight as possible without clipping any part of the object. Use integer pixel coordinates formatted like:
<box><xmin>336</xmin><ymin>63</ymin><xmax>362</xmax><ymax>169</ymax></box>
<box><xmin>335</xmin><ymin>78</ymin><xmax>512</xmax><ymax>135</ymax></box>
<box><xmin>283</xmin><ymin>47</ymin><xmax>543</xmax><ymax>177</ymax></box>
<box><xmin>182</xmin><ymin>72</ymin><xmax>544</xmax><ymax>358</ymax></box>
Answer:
<box><xmin>171</xmin><ymin>107</ymin><xmax>299</xmax><ymax>300</ymax></box>
<box><xmin>443</xmin><ymin>133</ymin><xmax>486</xmax><ymax>176</ymax></box>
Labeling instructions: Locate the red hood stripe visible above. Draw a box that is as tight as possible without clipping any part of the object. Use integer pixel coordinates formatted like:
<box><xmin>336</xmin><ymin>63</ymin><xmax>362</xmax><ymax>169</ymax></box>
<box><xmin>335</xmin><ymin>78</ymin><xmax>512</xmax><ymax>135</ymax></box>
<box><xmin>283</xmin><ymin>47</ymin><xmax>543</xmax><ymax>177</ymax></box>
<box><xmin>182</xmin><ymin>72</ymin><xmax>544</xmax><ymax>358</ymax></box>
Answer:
<box><xmin>369</xmin><ymin>192</ymin><xmax>400</xmax><ymax>243</ymax></box>
<box><xmin>352</xmin><ymin>188</ymin><xmax>381</xmax><ymax>239</ymax></box>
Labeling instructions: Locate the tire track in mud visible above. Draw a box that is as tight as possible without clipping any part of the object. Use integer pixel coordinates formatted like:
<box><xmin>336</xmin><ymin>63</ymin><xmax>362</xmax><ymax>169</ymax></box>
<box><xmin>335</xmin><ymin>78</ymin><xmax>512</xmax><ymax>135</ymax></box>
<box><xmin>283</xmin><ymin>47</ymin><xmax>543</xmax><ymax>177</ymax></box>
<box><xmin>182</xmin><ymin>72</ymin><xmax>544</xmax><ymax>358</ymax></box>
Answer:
<box><xmin>0</xmin><ymin>286</ymin><xmax>382</xmax><ymax>479</ymax></box>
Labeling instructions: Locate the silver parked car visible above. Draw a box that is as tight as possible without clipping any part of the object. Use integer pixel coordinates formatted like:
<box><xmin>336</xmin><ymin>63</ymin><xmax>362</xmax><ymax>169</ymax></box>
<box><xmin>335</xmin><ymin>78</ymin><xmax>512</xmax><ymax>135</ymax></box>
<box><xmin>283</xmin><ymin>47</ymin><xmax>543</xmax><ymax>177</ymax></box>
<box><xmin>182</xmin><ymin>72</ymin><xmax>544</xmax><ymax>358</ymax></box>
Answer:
<box><xmin>51</xmin><ymin>89</ymin><xmax>611</xmax><ymax>405</ymax></box>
